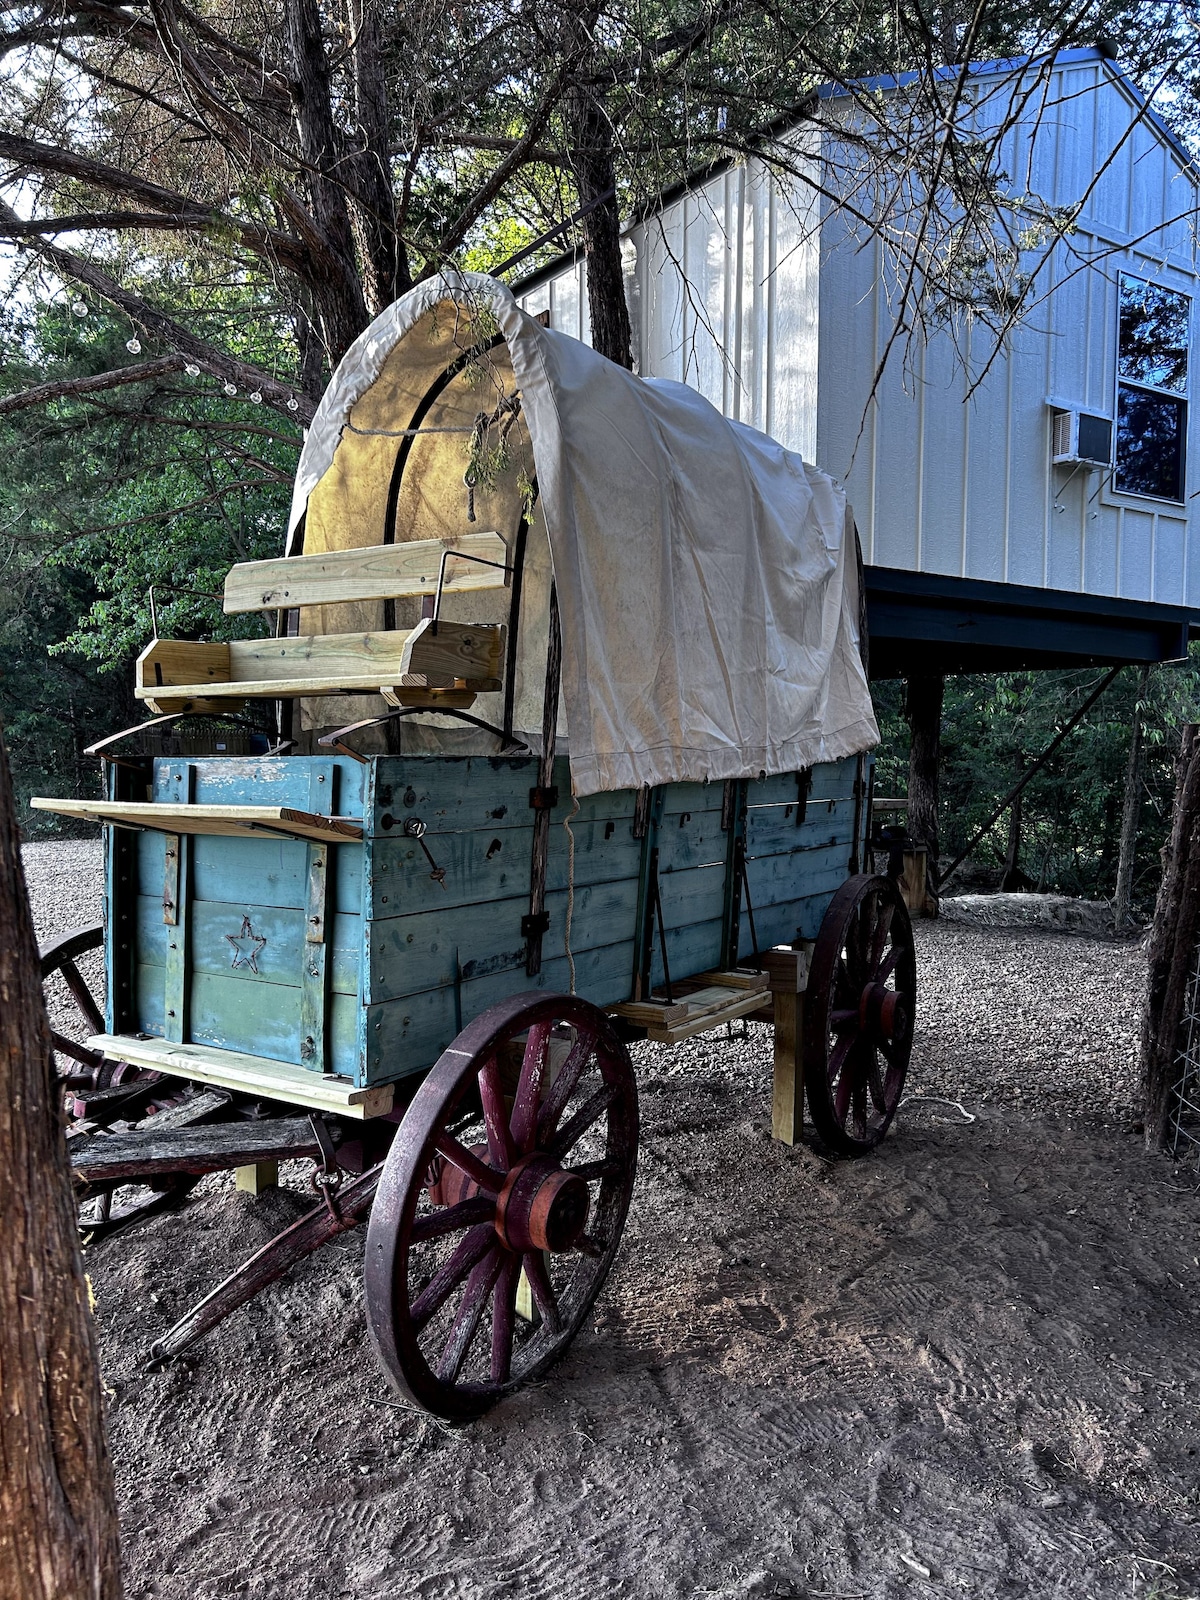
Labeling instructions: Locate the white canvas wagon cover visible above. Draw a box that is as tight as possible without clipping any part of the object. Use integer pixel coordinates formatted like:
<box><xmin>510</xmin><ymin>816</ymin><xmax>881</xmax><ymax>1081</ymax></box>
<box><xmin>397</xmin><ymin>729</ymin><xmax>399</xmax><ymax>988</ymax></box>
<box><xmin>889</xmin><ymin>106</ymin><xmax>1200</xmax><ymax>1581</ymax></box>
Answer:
<box><xmin>289</xmin><ymin>270</ymin><xmax>878</xmax><ymax>795</ymax></box>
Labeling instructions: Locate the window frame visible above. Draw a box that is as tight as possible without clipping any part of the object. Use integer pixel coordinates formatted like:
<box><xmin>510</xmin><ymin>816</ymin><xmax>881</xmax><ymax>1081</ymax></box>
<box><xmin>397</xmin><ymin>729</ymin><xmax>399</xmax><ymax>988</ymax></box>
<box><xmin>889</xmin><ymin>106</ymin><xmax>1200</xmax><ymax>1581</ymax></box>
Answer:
<box><xmin>1112</xmin><ymin>271</ymin><xmax>1191</xmax><ymax>507</ymax></box>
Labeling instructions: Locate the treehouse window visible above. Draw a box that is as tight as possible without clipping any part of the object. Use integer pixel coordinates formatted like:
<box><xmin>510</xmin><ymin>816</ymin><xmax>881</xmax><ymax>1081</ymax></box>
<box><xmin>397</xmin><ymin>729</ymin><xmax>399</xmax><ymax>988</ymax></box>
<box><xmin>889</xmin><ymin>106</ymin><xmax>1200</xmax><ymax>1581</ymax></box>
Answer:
<box><xmin>1115</xmin><ymin>274</ymin><xmax>1190</xmax><ymax>502</ymax></box>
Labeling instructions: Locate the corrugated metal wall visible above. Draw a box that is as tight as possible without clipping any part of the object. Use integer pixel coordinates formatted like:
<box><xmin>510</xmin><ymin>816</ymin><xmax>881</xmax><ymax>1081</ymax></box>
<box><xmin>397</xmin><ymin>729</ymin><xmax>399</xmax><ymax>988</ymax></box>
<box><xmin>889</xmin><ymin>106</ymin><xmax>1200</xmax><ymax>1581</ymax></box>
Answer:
<box><xmin>521</xmin><ymin>52</ymin><xmax>1200</xmax><ymax>605</ymax></box>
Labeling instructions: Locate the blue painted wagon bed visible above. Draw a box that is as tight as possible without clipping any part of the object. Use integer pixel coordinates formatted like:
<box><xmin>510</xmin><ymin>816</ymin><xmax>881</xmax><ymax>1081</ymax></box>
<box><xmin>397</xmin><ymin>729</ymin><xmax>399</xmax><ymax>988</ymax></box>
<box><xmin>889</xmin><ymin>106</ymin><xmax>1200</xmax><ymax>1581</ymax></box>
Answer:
<box><xmin>34</xmin><ymin>272</ymin><xmax>917</xmax><ymax>1420</ymax></box>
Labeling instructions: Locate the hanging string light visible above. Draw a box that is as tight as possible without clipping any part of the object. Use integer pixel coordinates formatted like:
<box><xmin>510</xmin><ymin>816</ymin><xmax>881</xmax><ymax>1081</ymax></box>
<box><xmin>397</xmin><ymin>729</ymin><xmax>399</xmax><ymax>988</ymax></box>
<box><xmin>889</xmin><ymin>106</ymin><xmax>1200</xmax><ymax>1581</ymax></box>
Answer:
<box><xmin>126</xmin><ymin>337</ymin><xmax>141</xmax><ymax>354</ymax></box>
<box><xmin>71</xmin><ymin>299</ymin><xmax>87</xmax><ymax>317</ymax></box>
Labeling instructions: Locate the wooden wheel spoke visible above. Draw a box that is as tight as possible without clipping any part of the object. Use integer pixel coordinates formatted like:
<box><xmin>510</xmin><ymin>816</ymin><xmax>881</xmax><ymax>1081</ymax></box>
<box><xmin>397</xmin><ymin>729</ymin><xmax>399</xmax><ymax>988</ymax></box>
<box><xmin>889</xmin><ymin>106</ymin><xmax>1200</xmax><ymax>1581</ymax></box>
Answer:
<box><xmin>60</xmin><ymin>959</ymin><xmax>105</xmax><ymax>1034</ymax></box>
<box><xmin>433</xmin><ymin>1132</ymin><xmax>504</xmax><ymax>1195</ymax></box>
<box><xmin>565</xmin><ymin>1157</ymin><xmax>619</xmax><ymax>1182</ymax></box>
<box><xmin>477</xmin><ymin>1056</ymin><xmax>516</xmax><ymax>1169</ymax></box>
<box><xmin>830</xmin><ymin>1007</ymin><xmax>858</xmax><ymax>1031</ymax></box>
<box><xmin>535</xmin><ymin>1028</ymin><xmax>597</xmax><ymax>1142</ymax></box>
<box><xmin>827</xmin><ymin>1032</ymin><xmax>854</xmax><ymax>1091</ymax></box>
<box><xmin>490</xmin><ymin>1255</ymin><xmax>521</xmax><ymax>1384</ymax></box>
<box><xmin>50</xmin><ymin>1031</ymin><xmax>103</xmax><ymax>1070</ymax></box>
<box><xmin>868</xmin><ymin>901</ymin><xmax>894</xmax><ymax>971</ymax></box>
<box><xmin>834</xmin><ymin>1053</ymin><xmax>856</xmax><ymax>1122</ymax></box>
<box><xmin>546</xmin><ymin>1081</ymin><xmax>618</xmax><ymax>1160</ymax></box>
<box><xmin>437</xmin><ymin>1247</ymin><xmax>505</xmax><ymax>1384</ymax></box>
<box><xmin>873</xmin><ymin>946</ymin><xmax>900</xmax><ymax>986</ymax></box>
<box><xmin>522</xmin><ymin>1250</ymin><xmax>562</xmax><ymax>1335</ymax></box>
<box><xmin>834</xmin><ymin>954</ymin><xmax>856</xmax><ymax>1003</ymax></box>
<box><xmin>867</xmin><ymin>1050</ymin><xmax>889</xmax><ymax>1112</ymax></box>
<box><xmin>511</xmin><ymin>1021</ymin><xmax>551</xmax><ymax>1152</ymax></box>
<box><xmin>574</xmin><ymin>1232</ymin><xmax>605</xmax><ymax>1259</ymax></box>
<box><xmin>410</xmin><ymin>1224</ymin><xmax>495</xmax><ymax>1331</ymax></box>
<box><xmin>851</xmin><ymin>1069</ymin><xmax>869</xmax><ymax>1136</ymax></box>
<box><xmin>410</xmin><ymin>1194</ymin><xmax>496</xmax><ymax>1244</ymax></box>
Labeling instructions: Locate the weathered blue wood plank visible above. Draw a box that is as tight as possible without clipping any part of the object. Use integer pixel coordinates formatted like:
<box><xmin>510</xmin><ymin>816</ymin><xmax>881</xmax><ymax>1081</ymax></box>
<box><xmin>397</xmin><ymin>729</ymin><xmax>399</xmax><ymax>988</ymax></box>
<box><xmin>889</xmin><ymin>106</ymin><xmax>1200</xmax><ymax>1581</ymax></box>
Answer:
<box><xmin>187</xmin><ymin>970</ymin><xmax>358</xmax><ymax>1076</ymax></box>
<box><xmin>135</xmin><ymin>963</ymin><xmax>165</xmax><ymax>1036</ymax></box>
<box><xmin>162</xmin><ymin>755</ymin><xmax>365</xmax><ymax>812</ymax></box>
<box><xmin>366</xmin><ymin>875</ymin><xmax>642</xmax><ymax>1003</ymax></box>
<box><xmin>744</xmin><ymin>794</ymin><xmax>856</xmax><ymax>857</ymax></box>
<box><xmin>133</xmin><ymin>897</ymin><xmax>361</xmax><ymax>995</ymax></box>
<box><xmin>655</xmin><ymin>807</ymin><xmax>731</xmax><ymax>873</ymax></box>
<box><xmin>368</xmin><ymin>808</ymin><xmax>648</xmax><ymax>922</ymax></box>
<box><xmin>362</xmin><ymin>936</ymin><xmax>637</xmax><ymax>1084</ymax></box>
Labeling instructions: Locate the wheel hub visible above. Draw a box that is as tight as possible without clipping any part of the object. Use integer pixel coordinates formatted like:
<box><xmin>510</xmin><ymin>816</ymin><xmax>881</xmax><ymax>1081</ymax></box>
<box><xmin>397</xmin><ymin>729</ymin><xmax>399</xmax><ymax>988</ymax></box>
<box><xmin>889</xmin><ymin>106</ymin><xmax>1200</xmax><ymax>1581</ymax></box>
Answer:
<box><xmin>858</xmin><ymin>981</ymin><xmax>907</xmax><ymax>1042</ymax></box>
<box><xmin>495</xmin><ymin>1154</ymin><xmax>590</xmax><ymax>1254</ymax></box>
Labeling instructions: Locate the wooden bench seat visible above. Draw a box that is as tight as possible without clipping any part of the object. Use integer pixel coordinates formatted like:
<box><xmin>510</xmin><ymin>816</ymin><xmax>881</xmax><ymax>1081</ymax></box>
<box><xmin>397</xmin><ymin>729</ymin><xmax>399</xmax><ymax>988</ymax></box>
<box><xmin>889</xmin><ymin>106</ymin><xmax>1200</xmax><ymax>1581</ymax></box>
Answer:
<box><xmin>222</xmin><ymin>532</ymin><xmax>509</xmax><ymax>614</ymax></box>
<box><xmin>136</xmin><ymin>618</ymin><xmax>505</xmax><ymax>714</ymax></box>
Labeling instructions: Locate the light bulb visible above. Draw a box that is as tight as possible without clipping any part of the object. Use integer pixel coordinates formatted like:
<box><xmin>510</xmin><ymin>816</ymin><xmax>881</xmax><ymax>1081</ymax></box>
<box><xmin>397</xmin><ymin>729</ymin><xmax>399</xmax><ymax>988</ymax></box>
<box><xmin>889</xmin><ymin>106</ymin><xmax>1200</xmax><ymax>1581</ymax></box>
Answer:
<box><xmin>287</xmin><ymin>398</ymin><xmax>299</xmax><ymax>411</ymax></box>
<box><xmin>126</xmin><ymin>337</ymin><xmax>141</xmax><ymax>354</ymax></box>
<box><xmin>71</xmin><ymin>300</ymin><xmax>87</xmax><ymax>317</ymax></box>
<box><xmin>223</xmin><ymin>381</ymin><xmax>237</xmax><ymax>396</ymax></box>
<box><xmin>250</xmin><ymin>391</ymin><xmax>263</xmax><ymax>404</ymax></box>
<box><xmin>184</xmin><ymin>363</ymin><xmax>200</xmax><ymax>377</ymax></box>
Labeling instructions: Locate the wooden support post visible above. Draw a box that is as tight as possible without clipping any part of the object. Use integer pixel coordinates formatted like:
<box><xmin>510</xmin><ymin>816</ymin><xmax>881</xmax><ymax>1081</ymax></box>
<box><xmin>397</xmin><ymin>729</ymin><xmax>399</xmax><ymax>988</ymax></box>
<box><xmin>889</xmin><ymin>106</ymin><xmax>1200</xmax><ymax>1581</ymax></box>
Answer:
<box><xmin>899</xmin><ymin>847</ymin><xmax>928</xmax><ymax>915</ymax></box>
<box><xmin>235</xmin><ymin>1160</ymin><xmax>279</xmax><ymax>1195</ymax></box>
<box><xmin>763</xmin><ymin>945</ymin><xmax>811</xmax><ymax>1146</ymax></box>
<box><xmin>904</xmin><ymin>674</ymin><xmax>943</xmax><ymax>914</ymax></box>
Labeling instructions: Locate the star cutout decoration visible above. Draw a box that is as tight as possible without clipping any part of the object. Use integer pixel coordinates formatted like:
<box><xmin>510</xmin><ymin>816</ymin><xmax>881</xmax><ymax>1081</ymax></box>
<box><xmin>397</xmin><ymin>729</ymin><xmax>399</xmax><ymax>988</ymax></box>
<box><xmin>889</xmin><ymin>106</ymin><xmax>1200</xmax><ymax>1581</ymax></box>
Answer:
<box><xmin>226</xmin><ymin>914</ymin><xmax>267</xmax><ymax>974</ymax></box>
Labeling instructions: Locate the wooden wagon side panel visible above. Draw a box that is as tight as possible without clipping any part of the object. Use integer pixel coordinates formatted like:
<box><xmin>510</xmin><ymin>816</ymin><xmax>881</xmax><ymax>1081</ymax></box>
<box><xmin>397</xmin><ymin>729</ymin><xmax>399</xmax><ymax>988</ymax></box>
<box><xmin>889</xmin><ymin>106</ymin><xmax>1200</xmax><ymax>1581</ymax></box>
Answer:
<box><xmin>360</xmin><ymin>755</ymin><xmax>646</xmax><ymax>1085</ymax></box>
<box><xmin>108</xmin><ymin>755</ymin><xmax>369</xmax><ymax>1080</ymax></box>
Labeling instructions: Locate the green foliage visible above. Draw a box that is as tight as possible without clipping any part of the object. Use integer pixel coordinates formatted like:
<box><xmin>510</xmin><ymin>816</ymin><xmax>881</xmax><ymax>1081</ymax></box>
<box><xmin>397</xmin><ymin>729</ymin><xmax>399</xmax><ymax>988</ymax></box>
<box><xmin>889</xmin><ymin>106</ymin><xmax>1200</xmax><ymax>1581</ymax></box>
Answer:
<box><xmin>0</xmin><ymin>295</ymin><xmax>300</xmax><ymax>833</ymax></box>
<box><xmin>874</xmin><ymin>657</ymin><xmax>1200</xmax><ymax>912</ymax></box>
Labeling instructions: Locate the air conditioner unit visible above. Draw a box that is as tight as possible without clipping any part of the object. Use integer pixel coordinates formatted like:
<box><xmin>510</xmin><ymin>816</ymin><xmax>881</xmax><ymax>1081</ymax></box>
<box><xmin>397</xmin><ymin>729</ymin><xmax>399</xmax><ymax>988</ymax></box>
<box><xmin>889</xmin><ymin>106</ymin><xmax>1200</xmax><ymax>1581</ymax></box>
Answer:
<box><xmin>1051</xmin><ymin>409</ymin><xmax>1113</xmax><ymax>467</ymax></box>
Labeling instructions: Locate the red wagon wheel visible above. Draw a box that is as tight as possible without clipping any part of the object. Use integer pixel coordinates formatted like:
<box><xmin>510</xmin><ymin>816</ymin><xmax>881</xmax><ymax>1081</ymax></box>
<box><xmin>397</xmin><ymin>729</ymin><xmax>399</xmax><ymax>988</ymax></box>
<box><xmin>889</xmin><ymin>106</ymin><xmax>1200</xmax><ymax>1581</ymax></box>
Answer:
<box><xmin>39</xmin><ymin>924</ymin><xmax>109</xmax><ymax>1081</ymax></box>
<box><xmin>365</xmin><ymin>991</ymin><xmax>639</xmax><ymax>1421</ymax></box>
<box><xmin>804</xmin><ymin>873</ymin><xmax>916</xmax><ymax>1157</ymax></box>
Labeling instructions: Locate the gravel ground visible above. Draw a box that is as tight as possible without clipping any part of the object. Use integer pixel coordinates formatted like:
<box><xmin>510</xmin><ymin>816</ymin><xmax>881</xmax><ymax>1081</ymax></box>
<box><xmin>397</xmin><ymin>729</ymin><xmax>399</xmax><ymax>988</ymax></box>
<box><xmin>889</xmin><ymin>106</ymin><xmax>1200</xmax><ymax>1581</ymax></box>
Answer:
<box><xmin>24</xmin><ymin>841</ymin><xmax>1200</xmax><ymax>1600</ymax></box>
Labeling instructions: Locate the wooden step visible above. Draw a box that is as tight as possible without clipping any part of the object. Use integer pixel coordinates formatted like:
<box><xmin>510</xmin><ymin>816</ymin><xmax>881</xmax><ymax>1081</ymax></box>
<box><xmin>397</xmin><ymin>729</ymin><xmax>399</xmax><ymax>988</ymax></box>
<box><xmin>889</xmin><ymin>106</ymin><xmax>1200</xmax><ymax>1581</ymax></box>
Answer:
<box><xmin>611</xmin><ymin>970</ymin><xmax>769</xmax><ymax>1043</ymax></box>
<box><xmin>85</xmin><ymin>1034</ymin><xmax>393</xmax><ymax>1119</ymax></box>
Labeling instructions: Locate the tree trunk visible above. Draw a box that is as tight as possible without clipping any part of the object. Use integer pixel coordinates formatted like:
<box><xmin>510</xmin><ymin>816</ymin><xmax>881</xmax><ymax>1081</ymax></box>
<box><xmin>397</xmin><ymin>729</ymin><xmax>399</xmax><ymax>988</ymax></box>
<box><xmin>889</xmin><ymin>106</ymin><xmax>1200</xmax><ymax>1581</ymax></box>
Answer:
<box><xmin>285</xmin><ymin>0</ymin><xmax>369</xmax><ymax>361</ymax></box>
<box><xmin>1140</xmin><ymin>723</ymin><xmax>1200</xmax><ymax>1151</ymax></box>
<box><xmin>1001</xmin><ymin>786</ymin><xmax>1024</xmax><ymax>891</ymax></box>
<box><xmin>905</xmin><ymin>674</ymin><xmax>943</xmax><ymax>908</ymax></box>
<box><xmin>0</xmin><ymin>724</ymin><xmax>123</xmax><ymax>1599</ymax></box>
<box><xmin>566</xmin><ymin>85</ymin><xmax>633</xmax><ymax>370</ymax></box>
<box><xmin>1114</xmin><ymin>665</ymin><xmax>1150</xmax><ymax>933</ymax></box>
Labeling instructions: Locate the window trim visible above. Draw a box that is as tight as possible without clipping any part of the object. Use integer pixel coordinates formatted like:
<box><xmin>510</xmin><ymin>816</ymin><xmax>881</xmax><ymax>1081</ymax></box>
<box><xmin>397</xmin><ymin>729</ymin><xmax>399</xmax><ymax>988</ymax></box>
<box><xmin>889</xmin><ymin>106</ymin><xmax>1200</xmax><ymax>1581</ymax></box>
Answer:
<box><xmin>1112</xmin><ymin>271</ymin><xmax>1190</xmax><ymax>506</ymax></box>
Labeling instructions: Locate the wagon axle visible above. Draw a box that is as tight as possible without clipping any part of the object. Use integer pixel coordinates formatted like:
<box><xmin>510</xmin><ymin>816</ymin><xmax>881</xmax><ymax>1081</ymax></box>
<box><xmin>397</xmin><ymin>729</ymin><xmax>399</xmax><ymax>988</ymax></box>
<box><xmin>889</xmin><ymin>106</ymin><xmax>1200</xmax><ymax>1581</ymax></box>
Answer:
<box><xmin>858</xmin><ymin>979</ymin><xmax>907</xmax><ymax>1043</ymax></box>
<box><xmin>428</xmin><ymin>1145</ymin><xmax>591</xmax><ymax>1255</ymax></box>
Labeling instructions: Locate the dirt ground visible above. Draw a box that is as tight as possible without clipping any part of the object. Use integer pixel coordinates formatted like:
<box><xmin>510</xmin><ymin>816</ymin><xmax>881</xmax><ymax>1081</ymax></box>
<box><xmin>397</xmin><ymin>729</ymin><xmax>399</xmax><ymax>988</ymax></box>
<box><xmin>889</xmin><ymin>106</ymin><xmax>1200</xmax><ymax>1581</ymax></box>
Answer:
<box><xmin>27</xmin><ymin>842</ymin><xmax>1200</xmax><ymax>1600</ymax></box>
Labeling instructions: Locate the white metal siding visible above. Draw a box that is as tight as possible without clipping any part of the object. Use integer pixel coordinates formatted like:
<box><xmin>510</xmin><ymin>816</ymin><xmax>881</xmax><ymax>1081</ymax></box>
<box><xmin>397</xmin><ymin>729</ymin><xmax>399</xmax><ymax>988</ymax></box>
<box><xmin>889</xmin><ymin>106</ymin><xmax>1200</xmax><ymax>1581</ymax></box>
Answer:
<box><xmin>520</xmin><ymin>151</ymin><xmax>822</xmax><ymax>460</ymax></box>
<box><xmin>523</xmin><ymin>55</ymin><xmax>1200</xmax><ymax>606</ymax></box>
<box><xmin>816</xmin><ymin>60</ymin><xmax>1200</xmax><ymax>604</ymax></box>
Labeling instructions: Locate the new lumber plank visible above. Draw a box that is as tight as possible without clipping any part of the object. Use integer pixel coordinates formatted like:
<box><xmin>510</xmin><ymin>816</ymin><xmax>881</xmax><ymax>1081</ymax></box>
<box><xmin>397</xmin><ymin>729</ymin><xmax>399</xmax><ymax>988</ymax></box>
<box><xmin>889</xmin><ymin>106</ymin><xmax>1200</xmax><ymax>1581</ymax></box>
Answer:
<box><xmin>223</xmin><ymin>533</ymin><xmax>509</xmax><ymax>613</ymax></box>
<box><xmin>30</xmin><ymin>800</ymin><xmax>364</xmax><ymax>845</ymax></box>
<box><xmin>85</xmin><ymin>1034</ymin><xmax>393</xmax><ymax>1118</ymax></box>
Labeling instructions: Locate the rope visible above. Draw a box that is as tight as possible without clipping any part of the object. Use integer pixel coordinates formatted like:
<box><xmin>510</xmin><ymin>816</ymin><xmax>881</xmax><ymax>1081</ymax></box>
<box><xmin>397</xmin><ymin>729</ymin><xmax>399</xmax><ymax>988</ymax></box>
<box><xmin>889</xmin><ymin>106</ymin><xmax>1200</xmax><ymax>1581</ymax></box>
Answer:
<box><xmin>899</xmin><ymin>1094</ymin><xmax>976</xmax><ymax>1124</ymax></box>
<box><xmin>562</xmin><ymin>792</ymin><xmax>580</xmax><ymax>994</ymax></box>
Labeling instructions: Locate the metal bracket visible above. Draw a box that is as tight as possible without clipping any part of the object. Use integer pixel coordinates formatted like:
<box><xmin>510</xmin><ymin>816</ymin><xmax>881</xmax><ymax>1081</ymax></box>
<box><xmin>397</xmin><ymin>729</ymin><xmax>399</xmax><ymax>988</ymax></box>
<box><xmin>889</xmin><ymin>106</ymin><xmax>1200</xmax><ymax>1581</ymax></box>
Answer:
<box><xmin>521</xmin><ymin>910</ymin><xmax>551</xmax><ymax>939</ymax></box>
<box><xmin>529</xmin><ymin>785</ymin><xmax>559</xmax><ymax>811</ymax></box>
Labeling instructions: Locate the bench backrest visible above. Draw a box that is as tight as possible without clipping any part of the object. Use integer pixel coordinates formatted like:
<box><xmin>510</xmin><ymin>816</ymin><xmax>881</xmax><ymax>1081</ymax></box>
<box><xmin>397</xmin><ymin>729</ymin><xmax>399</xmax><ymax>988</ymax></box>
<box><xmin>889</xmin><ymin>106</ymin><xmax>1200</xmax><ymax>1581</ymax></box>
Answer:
<box><xmin>223</xmin><ymin>533</ymin><xmax>509</xmax><ymax>614</ymax></box>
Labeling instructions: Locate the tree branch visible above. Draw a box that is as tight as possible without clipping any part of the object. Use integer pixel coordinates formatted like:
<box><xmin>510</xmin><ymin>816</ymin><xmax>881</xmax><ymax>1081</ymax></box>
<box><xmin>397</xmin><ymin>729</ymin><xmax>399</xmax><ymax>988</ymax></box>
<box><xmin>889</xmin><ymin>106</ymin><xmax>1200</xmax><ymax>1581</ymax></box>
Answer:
<box><xmin>0</xmin><ymin>200</ymin><xmax>316</xmax><ymax>423</ymax></box>
<box><xmin>0</xmin><ymin>356</ymin><xmax>186</xmax><ymax>417</ymax></box>
<box><xmin>0</xmin><ymin>130</ymin><xmax>308</xmax><ymax>272</ymax></box>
